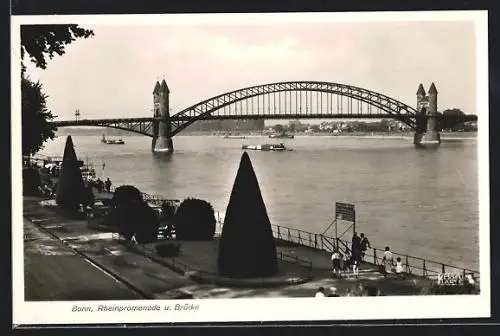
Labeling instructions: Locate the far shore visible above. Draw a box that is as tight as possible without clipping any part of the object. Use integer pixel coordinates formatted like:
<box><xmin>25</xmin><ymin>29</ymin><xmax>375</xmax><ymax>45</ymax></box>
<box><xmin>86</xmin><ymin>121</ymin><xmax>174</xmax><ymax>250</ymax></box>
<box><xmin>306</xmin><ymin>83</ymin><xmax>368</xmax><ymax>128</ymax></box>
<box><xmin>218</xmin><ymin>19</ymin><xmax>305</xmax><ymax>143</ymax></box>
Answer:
<box><xmin>56</xmin><ymin>131</ymin><xmax>478</xmax><ymax>139</ymax></box>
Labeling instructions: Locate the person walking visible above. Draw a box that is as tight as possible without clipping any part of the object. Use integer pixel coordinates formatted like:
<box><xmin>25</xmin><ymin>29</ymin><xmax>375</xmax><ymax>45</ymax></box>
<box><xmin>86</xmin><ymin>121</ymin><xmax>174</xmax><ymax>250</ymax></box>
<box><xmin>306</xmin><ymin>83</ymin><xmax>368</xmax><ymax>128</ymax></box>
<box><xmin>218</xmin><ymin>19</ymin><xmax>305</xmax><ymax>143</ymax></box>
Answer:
<box><xmin>352</xmin><ymin>248</ymin><xmax>361</xmax><ymax>277</ymax></box>
<box><xmin>360</xmin><ymin>233</ymin><xmax>371</xmax><ymax>261</ymax></box>
<box><xmin>352</xmin><ymin>232</ymin><xmax>361</xmax><ymax>258</ymax></box>
<box><xmin>331</xmin><ymin>249</ymin><xmax>341</xmax><ymax>278</ymax></box>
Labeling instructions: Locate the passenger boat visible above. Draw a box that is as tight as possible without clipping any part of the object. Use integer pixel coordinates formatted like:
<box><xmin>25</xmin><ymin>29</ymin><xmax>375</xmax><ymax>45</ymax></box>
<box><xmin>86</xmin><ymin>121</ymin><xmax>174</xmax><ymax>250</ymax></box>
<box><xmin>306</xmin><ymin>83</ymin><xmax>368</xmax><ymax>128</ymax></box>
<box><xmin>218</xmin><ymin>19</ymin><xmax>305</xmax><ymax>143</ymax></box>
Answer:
<box><xmin>242</xmin><ymin>143</ymin><xmax>289</xmax><ymax>151</ymax></box>
<box><xmin>101</xmin><ymin>135</ymin><xmax>125</xmax><ymax>145</ymax></box>
<box><xmin>269</xmin><ymin>133</ymin><xmax>294</xmax><ymax>139</ymax></box>
<box><xmin>223</xmin><ymin>135</ymin><xmax>247</xmax><ymax>139</ymax></box>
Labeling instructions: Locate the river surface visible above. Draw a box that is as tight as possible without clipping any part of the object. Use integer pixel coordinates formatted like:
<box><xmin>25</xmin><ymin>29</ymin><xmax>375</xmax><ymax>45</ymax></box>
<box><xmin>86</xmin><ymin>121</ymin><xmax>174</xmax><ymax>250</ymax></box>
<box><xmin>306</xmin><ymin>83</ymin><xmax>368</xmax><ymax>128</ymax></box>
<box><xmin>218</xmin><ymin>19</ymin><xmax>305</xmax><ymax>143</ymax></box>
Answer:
<box><xmin>39</xmin><ymin>134</ymin><xmax>480</xmax><ymax>271</ymax></box>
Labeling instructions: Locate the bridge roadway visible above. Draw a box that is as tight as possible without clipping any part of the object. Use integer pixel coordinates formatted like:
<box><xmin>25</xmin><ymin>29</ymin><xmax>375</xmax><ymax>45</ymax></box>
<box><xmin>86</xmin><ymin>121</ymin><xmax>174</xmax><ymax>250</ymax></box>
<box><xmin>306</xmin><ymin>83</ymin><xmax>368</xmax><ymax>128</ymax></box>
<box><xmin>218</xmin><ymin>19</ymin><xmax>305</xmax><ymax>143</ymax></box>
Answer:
<box><xmin>52</xmin><ymin>114</ymin><xmax>478</xmax><ymax>127</ymax></box>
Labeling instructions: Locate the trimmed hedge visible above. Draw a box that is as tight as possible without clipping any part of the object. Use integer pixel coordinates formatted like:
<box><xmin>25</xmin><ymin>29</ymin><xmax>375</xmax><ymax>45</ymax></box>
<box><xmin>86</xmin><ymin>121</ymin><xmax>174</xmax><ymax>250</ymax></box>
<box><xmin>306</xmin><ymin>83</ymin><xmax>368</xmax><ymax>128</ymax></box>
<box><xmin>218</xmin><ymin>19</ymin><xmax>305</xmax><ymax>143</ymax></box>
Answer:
<box><xmin>155</xmin><ymin>243</ymin><xmax>181</xmax><ymax>257</ymax></box>
<box><xmin>105</xmin><ymin>185</ymin><xmax>159</xmax><ymax>244</ymax></box>
<box><xmin>174</xmin><ymin>198</ymin><xmax>216</xmax><ymax>240</ymax></box>
<box><xmin>111</xmin><ymin>185</ymin><xmax>143</xmax><ymax>206</ymax></box>
<box><xmin>55</xmin><ymin>136</ymin><xmax>87</xmax><ymax>213</ymax></box>
<box><xmin>217</xmin><ymin>152</ymin><xmax>278</xmax><ymax>278</ymax></box>
<box><xmin>23</xmin><ymin>167</ymin><xmax>42</xmax><ymax>196</ymax></box>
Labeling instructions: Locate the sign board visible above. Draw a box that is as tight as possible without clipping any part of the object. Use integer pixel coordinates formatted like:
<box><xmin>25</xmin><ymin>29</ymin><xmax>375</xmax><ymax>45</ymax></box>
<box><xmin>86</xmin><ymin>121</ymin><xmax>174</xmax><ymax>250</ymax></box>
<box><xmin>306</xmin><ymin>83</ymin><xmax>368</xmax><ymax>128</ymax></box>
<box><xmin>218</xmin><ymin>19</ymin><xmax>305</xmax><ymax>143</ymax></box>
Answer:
<box><xmin>335</xmin><ymin>202</ymin><xmax>355</xmax><ymax>222</ymax></box>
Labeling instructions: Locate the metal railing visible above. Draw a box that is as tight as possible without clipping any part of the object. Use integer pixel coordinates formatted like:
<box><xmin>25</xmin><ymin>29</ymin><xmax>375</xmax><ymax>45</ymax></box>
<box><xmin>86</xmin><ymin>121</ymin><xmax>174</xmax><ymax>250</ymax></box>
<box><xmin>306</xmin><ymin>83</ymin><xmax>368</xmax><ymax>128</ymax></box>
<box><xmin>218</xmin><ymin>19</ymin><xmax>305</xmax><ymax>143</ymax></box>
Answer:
<box><xmin>271</xmin><ymin>224</ymin><xmax>479</xmax><ymax>282</ymax></box>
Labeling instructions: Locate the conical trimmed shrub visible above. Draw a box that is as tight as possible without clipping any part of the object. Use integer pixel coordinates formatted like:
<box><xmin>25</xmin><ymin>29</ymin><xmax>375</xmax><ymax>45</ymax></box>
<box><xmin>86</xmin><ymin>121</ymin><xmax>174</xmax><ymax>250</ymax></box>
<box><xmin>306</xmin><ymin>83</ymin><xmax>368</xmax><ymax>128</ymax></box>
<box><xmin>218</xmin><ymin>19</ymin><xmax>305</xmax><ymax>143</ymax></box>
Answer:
<box><xmin>55</xmin><ymin>136</ymin><xmax>86</xmax><ymax>212</ymax></box>
<box><xmin>217</xmin><ymin>152</ymin><xmax>277</xmax><ymax>278</ymax></box>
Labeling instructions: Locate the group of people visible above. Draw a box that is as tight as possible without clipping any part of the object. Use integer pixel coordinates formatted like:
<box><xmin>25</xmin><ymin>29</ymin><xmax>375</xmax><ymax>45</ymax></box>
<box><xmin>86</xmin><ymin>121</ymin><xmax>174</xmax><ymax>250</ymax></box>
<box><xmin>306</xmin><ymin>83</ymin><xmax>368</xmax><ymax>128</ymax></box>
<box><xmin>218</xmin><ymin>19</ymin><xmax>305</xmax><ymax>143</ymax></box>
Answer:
<box><xmin>87</xmin><ymin>177</ymin><xmax>113</xmax><ymax>193</ymax></box>
<box><xmin>380</xmin><ymin>246</ymin><xmax>405</xmax><ymax>278</ymax></box>
<box><xmin>314</xmin><ymin>283</ymin><xmax>381</xmax><ymax>297</ymax></box>
<box><xmin>330</xmin><ymin>232</ymin><xmax>371</xmax><ymax>278</ymax></box>
<box><xmin>314</xmin><ymin>286</ymin><xmax>340</xmax><ymax>297</ymax></box>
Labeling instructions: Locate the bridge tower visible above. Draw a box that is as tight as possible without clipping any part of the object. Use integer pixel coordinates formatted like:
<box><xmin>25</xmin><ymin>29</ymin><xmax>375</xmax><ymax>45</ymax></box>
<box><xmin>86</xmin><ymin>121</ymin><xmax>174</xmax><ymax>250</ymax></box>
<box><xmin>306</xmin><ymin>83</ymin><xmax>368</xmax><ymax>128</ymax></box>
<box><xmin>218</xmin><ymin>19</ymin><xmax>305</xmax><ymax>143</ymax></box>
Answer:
<box><xmin>152</xmin><ymin>79</ymin><xmax>174</xmax><ymax>152</ymax></box>
<box><xmin>413</xmin><ymin>82</ymin><xmax>441</xmax><ymax>146</ymax></box>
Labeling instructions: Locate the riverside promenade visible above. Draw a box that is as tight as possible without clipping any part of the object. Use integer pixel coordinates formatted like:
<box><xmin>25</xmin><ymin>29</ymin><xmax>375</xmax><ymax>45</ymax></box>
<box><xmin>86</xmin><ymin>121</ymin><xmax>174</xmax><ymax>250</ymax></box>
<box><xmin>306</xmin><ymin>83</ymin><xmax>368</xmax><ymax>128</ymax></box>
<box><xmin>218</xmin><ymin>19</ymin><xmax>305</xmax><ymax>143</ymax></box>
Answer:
<box><xmin>24</xmin><ymin>216</ymin><xmax>143</xmax><ymax>301</ymax></box>
<box><xmin>22</xmin><ymin>196</ymin><xmax>436</xmax><ymax>299</ymax></box>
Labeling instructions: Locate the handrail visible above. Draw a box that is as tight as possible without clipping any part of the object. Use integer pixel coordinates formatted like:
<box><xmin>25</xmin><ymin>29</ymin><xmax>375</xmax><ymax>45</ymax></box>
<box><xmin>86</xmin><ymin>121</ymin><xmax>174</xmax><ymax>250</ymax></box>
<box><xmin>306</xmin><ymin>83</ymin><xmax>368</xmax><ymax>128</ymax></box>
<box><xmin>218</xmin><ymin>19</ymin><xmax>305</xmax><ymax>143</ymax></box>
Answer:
<box><xmin>270</xmin><ymin>223</ymin><xmax>479</xmax><ymax>281</ymax></box>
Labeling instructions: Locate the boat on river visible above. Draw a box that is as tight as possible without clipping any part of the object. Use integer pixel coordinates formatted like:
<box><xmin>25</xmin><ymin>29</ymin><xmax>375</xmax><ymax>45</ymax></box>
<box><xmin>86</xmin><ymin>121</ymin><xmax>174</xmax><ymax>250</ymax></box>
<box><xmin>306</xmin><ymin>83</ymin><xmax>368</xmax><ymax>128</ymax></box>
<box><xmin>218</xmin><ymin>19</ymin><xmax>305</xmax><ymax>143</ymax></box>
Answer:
<box><xmin>269</xmin><ymin>133</ymin><xmax>294</xmax><ymax>139</ymax></box>
<box><xmin>101</xmin><ymin>135</ymin><xmax>125</xmax><ymax>145</ymax></box>
<box><xmin>242</xmin><ymin>143</ymin><xmax>290</xmax><ymax>151</ymax></box>
<box><xmin>223</xmin><ymin>135</ymin><xmax>247</xmax><ymax>139</ymax></box>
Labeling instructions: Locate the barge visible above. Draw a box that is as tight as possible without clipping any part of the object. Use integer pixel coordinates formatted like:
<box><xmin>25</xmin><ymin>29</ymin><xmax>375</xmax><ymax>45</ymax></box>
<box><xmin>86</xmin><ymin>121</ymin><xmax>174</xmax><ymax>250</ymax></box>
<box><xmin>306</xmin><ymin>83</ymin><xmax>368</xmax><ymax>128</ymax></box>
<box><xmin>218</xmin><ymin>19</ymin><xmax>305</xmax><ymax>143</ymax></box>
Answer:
<box><xmin>269</xmin><ymin>133</ymin><xmax>295</xmax><ymax>139</ymax></box>
<box><xmin>242</xmin><ymin>143</ymin><xmax>289</xmax><ymax>151</ymax></box>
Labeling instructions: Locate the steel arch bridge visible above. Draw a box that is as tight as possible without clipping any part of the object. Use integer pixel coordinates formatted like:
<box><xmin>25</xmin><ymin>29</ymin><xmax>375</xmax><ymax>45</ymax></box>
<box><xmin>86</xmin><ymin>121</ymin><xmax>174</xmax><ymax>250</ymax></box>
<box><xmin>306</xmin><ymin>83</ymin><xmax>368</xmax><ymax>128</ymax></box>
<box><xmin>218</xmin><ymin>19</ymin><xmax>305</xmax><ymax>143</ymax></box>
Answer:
<box><xmin>51</xmin><ymin>81</ymin><xmax>476</xmax><ymax>136</ymax></box>
<box><xmin>168</xmin><ymin>81</ymin><xmax>419</xmax><ymax>135</ymax></box>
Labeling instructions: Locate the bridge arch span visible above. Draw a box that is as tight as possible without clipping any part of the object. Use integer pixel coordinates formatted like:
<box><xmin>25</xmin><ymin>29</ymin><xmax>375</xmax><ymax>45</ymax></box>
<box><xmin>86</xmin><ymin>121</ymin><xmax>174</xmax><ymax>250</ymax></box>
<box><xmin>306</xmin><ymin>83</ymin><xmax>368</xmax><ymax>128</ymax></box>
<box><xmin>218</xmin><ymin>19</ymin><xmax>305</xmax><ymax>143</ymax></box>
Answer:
<box><xmin>52</xmin><ymin>117</ymin><xmax>155</xmax><ymax>137</ymax></box>
<box><xmin>170</xmin><ymin>81</ymin><xmax>419</xmax><ymax>136</ymax></box>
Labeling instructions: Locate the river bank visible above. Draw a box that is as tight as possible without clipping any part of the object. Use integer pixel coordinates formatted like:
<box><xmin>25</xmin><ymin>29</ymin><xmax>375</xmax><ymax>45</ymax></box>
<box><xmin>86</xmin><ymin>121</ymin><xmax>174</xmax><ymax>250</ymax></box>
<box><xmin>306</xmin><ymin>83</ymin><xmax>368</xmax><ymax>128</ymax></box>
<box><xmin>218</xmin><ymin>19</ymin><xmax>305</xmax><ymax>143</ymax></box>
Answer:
<box><xmin>55</xmin><ymin>128</ymin><xmax>477</xmax><ymax>139</ymax></box>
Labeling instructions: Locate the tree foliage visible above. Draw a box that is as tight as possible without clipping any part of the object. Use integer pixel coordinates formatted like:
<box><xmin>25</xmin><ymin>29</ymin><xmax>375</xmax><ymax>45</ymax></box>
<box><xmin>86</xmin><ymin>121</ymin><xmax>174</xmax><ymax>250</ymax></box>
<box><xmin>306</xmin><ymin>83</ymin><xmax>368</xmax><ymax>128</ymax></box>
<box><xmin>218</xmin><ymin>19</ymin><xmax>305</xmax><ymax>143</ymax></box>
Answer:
<box><xmin>21</xmin><ymin>24</ymin><xmax>94</xmax><ymax>71</ymax></box>
<box><xmin>439</xmin><ymin>108</ymin><xmax>467</xmax><ymax>130</ymax></box>
<box><xmin>273</xmin><ymin>124</ymin><xmax>284</xmax><ymax>134</ymax></box>
<box><xmin>22</xmin><ymin>77</ymin><xmax>57</xmax><ymax>156</ymax></box>
<box><xmin>20</xmin><ymin>24</ymin><xmax>94</xmax><ymax>155</ymax></box>
<box><xmin>175</xmin><ymin>198</ymin><xmax>216</xmax><ymax>240</ymax></box>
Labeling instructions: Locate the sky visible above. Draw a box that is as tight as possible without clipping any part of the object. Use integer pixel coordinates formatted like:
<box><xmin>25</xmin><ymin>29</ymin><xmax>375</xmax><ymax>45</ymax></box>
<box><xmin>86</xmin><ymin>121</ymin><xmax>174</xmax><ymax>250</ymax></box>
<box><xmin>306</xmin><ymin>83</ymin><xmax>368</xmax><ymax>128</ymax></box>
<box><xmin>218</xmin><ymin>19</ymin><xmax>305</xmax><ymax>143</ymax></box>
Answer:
<box><xmin>21</xmin><ymin>14</ymin><xmax>481</xmax><ymax>122</ymax></box>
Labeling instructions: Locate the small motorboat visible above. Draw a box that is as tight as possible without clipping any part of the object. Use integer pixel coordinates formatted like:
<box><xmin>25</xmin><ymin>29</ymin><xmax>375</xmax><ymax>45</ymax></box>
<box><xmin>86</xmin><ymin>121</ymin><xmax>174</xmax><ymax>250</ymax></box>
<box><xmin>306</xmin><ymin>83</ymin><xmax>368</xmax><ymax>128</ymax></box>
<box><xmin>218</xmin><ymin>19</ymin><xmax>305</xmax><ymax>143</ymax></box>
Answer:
<box><xmin>242</xmin><ymin>143</ymin><xmax>290</xmax><ymax>151</ymax></box>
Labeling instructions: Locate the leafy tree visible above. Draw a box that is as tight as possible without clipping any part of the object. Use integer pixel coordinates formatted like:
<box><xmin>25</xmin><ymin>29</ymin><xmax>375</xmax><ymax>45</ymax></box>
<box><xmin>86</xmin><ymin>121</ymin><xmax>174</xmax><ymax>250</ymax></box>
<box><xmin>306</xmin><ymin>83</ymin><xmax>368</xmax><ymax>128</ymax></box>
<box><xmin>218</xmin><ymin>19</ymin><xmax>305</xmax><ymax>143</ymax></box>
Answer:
<box><xmin>21</xmin><ymin>24</ymin><xmax>94</xmax><ymax>72</ymax></box>
<box><xmin>175</xmin><ymin>198</ymin><xmax>216</xmax><ymax>240</ymax></box>
<box><xmin>21</xmin><ymin>25</ymin><xmax>94</xmax><ymax>155</ymax></box>
<box><xmin>439</xmin><ymin>108</ymin><xmax>466</xmax><ymax>130</ymax></box>
<box><xmin>22</xmin><ymin>77</ymin><xmax>57</xmax><ymax>156</ymax></box>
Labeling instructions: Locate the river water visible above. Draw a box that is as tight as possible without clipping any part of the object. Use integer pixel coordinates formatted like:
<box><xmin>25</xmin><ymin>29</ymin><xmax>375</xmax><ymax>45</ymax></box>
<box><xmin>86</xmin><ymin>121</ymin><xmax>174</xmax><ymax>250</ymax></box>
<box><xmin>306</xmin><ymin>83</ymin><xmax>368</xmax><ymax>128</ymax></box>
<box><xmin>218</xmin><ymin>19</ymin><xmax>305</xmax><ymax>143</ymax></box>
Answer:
<box><xmin>39</xmin><ymin>134</ymin><xmax>479</xmax><ymax>271</ymax></box>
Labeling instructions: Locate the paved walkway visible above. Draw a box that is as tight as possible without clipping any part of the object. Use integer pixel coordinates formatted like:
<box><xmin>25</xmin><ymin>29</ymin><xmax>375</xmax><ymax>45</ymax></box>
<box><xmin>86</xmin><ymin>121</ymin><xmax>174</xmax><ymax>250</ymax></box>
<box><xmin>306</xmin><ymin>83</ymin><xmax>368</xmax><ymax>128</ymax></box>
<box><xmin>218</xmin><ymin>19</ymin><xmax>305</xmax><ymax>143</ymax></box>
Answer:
<box><xmin>23</xmin><ymin>218</ymin><xmax>143</xmax><ymax>301</ymax></box>
<box><xmin>23</xmin><ymin>199</ymin><xmax>197</xmax><ymax>301</ymax></box>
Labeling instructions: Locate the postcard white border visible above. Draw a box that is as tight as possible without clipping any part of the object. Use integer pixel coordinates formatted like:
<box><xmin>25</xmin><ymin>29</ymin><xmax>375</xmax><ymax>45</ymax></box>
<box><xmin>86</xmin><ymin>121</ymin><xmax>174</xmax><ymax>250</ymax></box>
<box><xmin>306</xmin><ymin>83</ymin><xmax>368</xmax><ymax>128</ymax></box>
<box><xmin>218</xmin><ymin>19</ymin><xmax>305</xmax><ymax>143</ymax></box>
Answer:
<box><xmin>12</xmin><ymin>11</ymin><xmax>490</xmax><ymax>325</ymax></box>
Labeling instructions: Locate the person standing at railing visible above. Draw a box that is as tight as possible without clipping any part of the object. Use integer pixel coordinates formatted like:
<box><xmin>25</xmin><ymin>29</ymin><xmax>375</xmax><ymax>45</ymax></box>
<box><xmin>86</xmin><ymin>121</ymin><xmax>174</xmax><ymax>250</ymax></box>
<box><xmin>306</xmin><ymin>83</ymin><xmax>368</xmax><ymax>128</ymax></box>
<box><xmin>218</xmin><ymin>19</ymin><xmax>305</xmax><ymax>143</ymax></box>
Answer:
<box><xmin>381</xmin><ymin>246</ymin><xmax>394</xmax><ymax>278</ymax></box>
<box><xmin>360</xmin><ymin>233</ymin><xmax>371</xmax><ymax>261</ymax></box>
<box><xmin>394</xmin><ymin>257</ymin><xmax>405</xmax><ymax>279</ymax></box>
